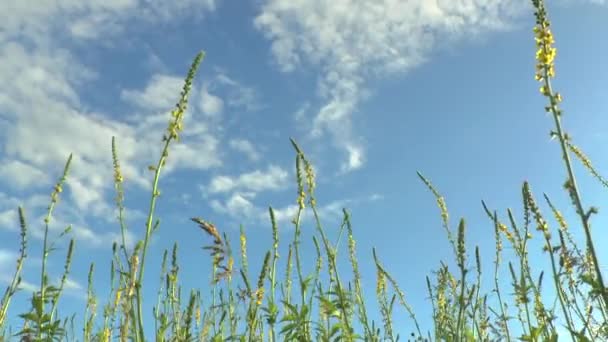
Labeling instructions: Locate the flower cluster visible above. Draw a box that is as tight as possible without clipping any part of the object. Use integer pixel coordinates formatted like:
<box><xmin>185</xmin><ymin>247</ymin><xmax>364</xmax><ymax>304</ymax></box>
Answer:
<box><xmin>165</xmin><ymin>52</ymin><xmax>204</xmax><ymax>142</ymax></box>
<box><xmin>532</xmin><ymin>0</ymin><xmax>563</xmax><ymax>111</ymax></box>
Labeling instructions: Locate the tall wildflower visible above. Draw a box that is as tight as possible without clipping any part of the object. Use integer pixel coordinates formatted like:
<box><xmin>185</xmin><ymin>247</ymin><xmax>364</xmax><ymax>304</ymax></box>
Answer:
<box><xmin>532</xmin><ymin>0</ymin><xmax>608</xmax><ymax>309</ymax></box>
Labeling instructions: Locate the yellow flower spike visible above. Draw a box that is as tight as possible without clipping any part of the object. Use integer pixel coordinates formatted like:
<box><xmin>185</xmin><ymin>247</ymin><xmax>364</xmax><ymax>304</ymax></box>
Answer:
<box><xmin>256</xmin><ymin>287</ymin><xmax>264</xmax><ymax>305</ymax></box>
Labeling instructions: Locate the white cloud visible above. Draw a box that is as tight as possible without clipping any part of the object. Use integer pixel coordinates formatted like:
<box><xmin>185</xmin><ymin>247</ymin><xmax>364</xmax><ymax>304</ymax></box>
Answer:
<box><xmin>199</xmin><ymin>84</ymin><xmax>224</xmax><ymax>116</ymax></box>
<box><xmin>63</xmin><ymin>277</ymin><xmax>83</xmax><ymax>291</ymax></box>
<box><xmin>369</xmin><ymin>193</ymin><xmax>384</xmax><ymax>201</ymax></box>
<box><xmin>211</xmin><ymin>191</ymin><xmax>381</xmax><ymax>228</ymax></box>
<box><xmin>0</xmin><ymin>249</ymin><xmax>16</xmax><ymax>266</ymax></box>
<box><xmin>0</xmin><ymin>249</ymin><xmax>85</xmax><ymax>298</ymax></box>
<box><xmin>0</xmin><ymin>192</ymin><xmax>141</xmax><ymax>251</ymax></box>
<box><xmin>210</xmin><ymin>192</ymin><xmax>257</xmax><ymax>219</ymax></box>
<box><xmin>0</xmin><ymin>52</ymin><xmax>220</xmax><ymax>246</ymax></box>
<box><xmin>341</xmin><ymin>143</ymin><xmax>364</xmax><ymax>173</ymax></box>
<box><xmin>53</xmin><ymin>276</ymin><xmax>86</xmax><ymax>299</ymax></box>
<box><xmin>266</xmin><ymin>204</ymin><xmax>299</xmax><ymax>224</ymax></box>
<box><xmin>0</xmin><ymin>0</ymin><xmax>223</xmax><ymax>252</ymax></box>
<box><xmin>207</xmin><ymin>176</ymin><xmax>235</xmax><ymax>194</ymax></box>
<box><xmin>255</xmin><ymin>0</ymin><xmax>526</xmax><ymax>172</ymax></box>
<box><xmin>214</xmin><ymin>73</ymin><xmax>261</xmax><ymax>112</ymax></box>
<box><xmin>121</xmin><ymin>74</ymin><xmax>185</xmax><ymax>111</ymax></box>
<box><xmin>0</xmin><ymin>208</ymin><xmax>18</xmax><ymax>231</ymax></box>
<box><xmin>207</xmin><ymin>165</ymin><xmax>289</xmax><ymax>194</ymax></box>
<box><xmin>0</xmin><ymin>0</ymin><xmax>218</xmax><ymax>43</ymax></box>
<box><xmin>25</xmin><ymin>213</ymin><xmax>138</xmax><ymax>250</ymax></box>
<box><xmin>293</xmin><ymin>102</ymin><xmax>310</xmax><ymax>123</ymax></box>
<box><xmin>16</xmin><ymin>279</ymin><xmax>38</xmax><ymax>293</ymax></box>
<box><xmin>72</xmin><ymin>224</ymin><xmax>136</xmax><ymax>249</ymax></box>
<box><xmin>162</xmin><ymin>137</ymin><xmax>222</xmax><ymax>173</ymax></box>
<box><xmin>0</xmin><ymin>43</ymin><xmax>222</xmax><ymax>243</ymax></box>
<box><xmin>0</xmin><ymin>249</ymin><xmax>36</xmax><ymax>292</ymax></box>
<box><xmin>558</xmin><ymin>0</ymin><xmax>607</xmax><ymax>5</ymax></box>
<box><xmin>0</xmin><ymin>160</ymin><xmax>50</xmax><ymax>190</ymax></box>
<box><xmin>229</xmin><ymin>139</ymin><xmax>261</xmax><ymax>162</ymax></box>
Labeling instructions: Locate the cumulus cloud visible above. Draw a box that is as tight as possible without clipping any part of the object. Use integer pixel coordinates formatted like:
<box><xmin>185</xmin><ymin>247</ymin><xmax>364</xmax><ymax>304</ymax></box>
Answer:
<box><xmin>121</xmin><ymin>74</ymin><xmax>186</xmax><ymax>111</ymax></box>
<box><xmin>0</xmin><ymin>0</ymin><xmax>218</xmax><ymax>43</ymax></box>
<box><xmin>0</xmin><ymin>249</ymin><xmax>16</xmax><ymax>267</ymax></box>
<box><xmin>0</xmin><ymin>0</ymin><xmax>222</xmax><ymax>248</ymax></box>
<box><xmin>229</xmin><ymin>139</ymin><xmax>261</xmax><ymax>162</ymax></box>
<box><xmin>0</xmin><ymin>209</ymin><xmax>18</xmax><ymax>231</ymax></box>
<box><xmin>0</xmin><ymin>248</ymin><xmax>85</xmax><ymax>298</ymax></box>
<box><xmin>210</xmin><ymin>192</ymin><xmax>257</xmax><ymax>219</ymax></box>
<box><xmin>0</xmin><ymin>160</ymin><xmax>50</xmax><ymax>190</ymax></box>
<box><xmin>194</xmin><ymin>71</ymin><xmax>261</xmax><ymax>121</ymax></box>
<box><xmin>199</xmin><ymin>85</ymin><xmax>225</xmax><ymax>116</ymax></box>
<box><xmin>0</xmin><ymin>44</ymin><xmax>221</xmax><ymax>247</ymax></box>
<box><xmin>209</xmin><ymin>189</ymin><xmax>382</xmax><ymax>229</ymax></box>
<box><xmin>216</xmin><ymin>74</ymin><xmax>260</xmax><ymax>111</ymax></box>
<box><xmin>0</xmin><ymin>249</ymin><xmax>34</xmax><ymax>292</ymax></box>
<box><xmin>255</xmin><ymin>0</ymin><xmax>527</xmax><ymax>172</ymax></box>
<box><xmin>207</xmin><ymin>165</ymin><xmax>289</xmax><ymax>194</ymax></box>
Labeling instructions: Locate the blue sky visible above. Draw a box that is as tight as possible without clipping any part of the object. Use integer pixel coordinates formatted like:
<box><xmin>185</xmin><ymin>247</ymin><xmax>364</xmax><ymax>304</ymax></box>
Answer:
<box><xmin>1</xmin><ymin>0</ymin><xmax>607</xmax><ymax>338</ymax></box>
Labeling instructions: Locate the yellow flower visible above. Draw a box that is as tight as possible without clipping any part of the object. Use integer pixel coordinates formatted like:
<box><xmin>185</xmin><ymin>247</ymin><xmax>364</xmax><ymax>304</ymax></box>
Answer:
<box><xmin>240</xmin><ymin>233</ymin><xmax>247</xmax><ymax>248</ymax></box>
<box><xmin>114</xmin><ymin>289</ymin><xmax>122</xmax><ymax>307</ymax></box>
<box><xmin>540</xmin><ymin>86</ymin><xmax>550</xmax><ymax>96</ymax></box>
<box><xmin>376</xmin><ymin>268</ymin><xmax>386</xmax><ymax>294</ymax></box>
<box><xmin>102</xmin><ymin>328</ymin><xmax>111</xmax><ymax>342</ymax></box>
<box><xmin>255</xmin><ymin>287</ymin><xmax>265</xmax><ymax>305</ymax></box>
<box><xmin>543</xmin><ymin>30</ymin><xmax>555</xmax><ymax>45</ymax></box>
<box><xmin>554</xmin><ymin>93</ymin><xmax>562</xmax><ymax>102</ymax></box>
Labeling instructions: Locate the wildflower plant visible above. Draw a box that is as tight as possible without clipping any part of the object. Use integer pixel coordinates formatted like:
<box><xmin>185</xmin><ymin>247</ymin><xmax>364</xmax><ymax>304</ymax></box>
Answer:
<box><xmin>1</xmin><ymin>1</ymin><xmax>607</xmax><ymax>341</ymax></box>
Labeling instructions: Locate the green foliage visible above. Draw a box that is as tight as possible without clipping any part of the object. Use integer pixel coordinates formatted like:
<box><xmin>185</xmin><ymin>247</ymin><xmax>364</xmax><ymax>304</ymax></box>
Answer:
<box><xmin>2</xmin><ymin>1</ymin><xmax>608</xmax><ymax>341</ymax></box>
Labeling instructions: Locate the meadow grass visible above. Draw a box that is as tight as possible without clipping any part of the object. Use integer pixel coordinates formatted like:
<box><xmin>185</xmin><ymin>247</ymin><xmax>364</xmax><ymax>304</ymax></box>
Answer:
<box><xmin>1</xmin><ymin>0</ymin><xmax>607</xmax><ymax>340</ymax></box>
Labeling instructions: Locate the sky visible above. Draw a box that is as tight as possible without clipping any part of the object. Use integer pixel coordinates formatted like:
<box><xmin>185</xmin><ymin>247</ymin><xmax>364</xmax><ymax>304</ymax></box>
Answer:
<box><xmin>1</xmin><ymin>0</ymin><xmax>607</xmax><ymax>339</ymax></box>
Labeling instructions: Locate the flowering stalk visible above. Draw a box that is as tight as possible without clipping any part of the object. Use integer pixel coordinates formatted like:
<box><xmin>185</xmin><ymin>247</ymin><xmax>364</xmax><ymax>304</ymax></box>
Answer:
<box><xmin>532</xmin><ymin>0</ymin><xmax>608</xmax><ymax>309</ymax></box>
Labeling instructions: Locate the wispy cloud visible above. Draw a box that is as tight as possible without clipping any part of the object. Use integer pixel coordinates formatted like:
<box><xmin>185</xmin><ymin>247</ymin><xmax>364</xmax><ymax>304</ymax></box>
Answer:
<box><xmin>207</xmin><ymin>165</ymin><xmax>289</xmax><ymax>194</ymax></box>
<box><xmin>210</xmin><ymin>192</ymin><xmax>258</xmax><ymax>220</ymax></box>
<box><xmin>0</xmin><ymin>46</ymin><xmax>219</xmax><ymax>246</ymax></box>
<box><xmin>255</xmin><ymin>0</ymin><xmax>526</xmax><ymax>172</ymax></box>
<box><xmin>0</xmin><ymin>249</ymin><xmax>33</xmax><ymax>292</ymax></box>
<box><xmin>0</xmin><ymin>249</ymin><xmax>85</xmax><ymax>298</ymax></box>
<box><xmin>193</xmin><ymin>71</ymin><xmax>262</xmax><ymax>128</ymax></box>
<box><xmin>121</xmin><ymin>74</ymin><xmax>187</xmax><ymax>111</ymax></box>
<box><xmin>215</xmin><ymin>73</ymin><xmax>261</xmax><ymax>111</ymax></box>
<box><xmin>199</xmin><ymin>84</ymin><xmax>225</xmax><ymax>117</ymax></box>
<box><xmin>0</xmin><ymin>208</ymin><xmax>18</xmax><ymax>231</ymax></box>
<box><xmin>209</xmin><ymin>189</ymin><xmax>381</xmax><ymax>229</ymax></box>
<box><xmin>0</xmin><ymin>160</ymin><xmax>51</xmax><ymax>190</ymax></box>
<box><xmin>229</xmin><ymin>139</ymin><xmax>261</xmax><ymax>162</ymax></box>
<box><xmin>1</xmin><ymin>0</ymin><xmax>219</xmax><ymax>44</ymax></box>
